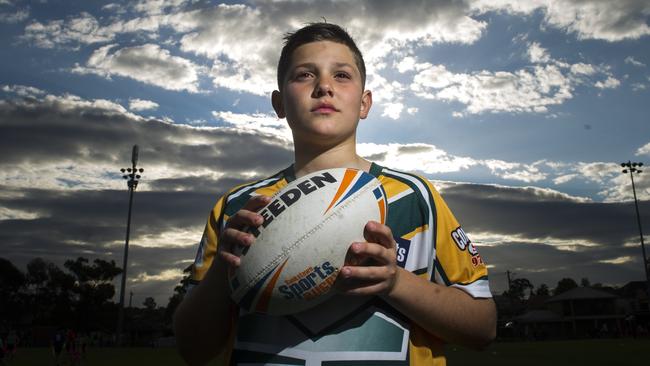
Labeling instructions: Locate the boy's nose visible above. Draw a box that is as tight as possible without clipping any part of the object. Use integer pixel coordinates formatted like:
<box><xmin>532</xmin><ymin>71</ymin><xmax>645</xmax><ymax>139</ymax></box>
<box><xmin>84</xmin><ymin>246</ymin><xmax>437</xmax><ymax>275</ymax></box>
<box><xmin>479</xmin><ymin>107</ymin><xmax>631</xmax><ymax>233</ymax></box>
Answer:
<box><xmin>313</xmin><ymin>80</ymin><xmax>333</xmax><ymax>98</ymax></box>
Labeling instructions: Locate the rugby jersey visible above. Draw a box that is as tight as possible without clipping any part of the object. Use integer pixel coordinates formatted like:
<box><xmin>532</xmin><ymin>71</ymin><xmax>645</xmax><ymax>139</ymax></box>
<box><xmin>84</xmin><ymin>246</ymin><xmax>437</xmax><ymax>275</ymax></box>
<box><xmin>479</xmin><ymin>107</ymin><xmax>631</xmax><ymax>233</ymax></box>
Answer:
<box><xmin>191</xmin><ymin>163</ymin><xmax>491</xmax><ymax>366</ymax></box>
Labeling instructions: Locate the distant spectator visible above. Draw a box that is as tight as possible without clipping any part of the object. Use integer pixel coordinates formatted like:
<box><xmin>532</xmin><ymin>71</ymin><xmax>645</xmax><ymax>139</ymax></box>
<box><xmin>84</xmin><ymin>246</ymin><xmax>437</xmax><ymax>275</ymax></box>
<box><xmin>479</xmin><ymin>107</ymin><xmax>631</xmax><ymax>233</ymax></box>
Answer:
<box><xmin>65</xmin><ymin>329</ymin><xmax>76</xmax><ymax>354</ymax></box>
<box><xmin>52</xmin><ymin>329</ymin><xmax>65</xmax><ymax>366</ymax></box>
<box><xmin>0</xmin><ymin>335</ymin><xmax>6</xmax><ymax>366</ymax></box>
<box><xmin>5</xmin><ymin>331</ymin><xmax>18</xmax><ymax>361</ymax></box>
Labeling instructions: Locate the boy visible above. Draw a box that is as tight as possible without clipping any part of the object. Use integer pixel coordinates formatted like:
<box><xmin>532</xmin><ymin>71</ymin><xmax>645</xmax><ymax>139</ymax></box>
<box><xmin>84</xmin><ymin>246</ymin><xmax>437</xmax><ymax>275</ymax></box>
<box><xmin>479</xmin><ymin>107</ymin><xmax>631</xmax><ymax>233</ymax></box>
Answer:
<box><xmin>174</xmin><ymin>22</ymin><xmax>496</xmax><ymax>366</ymax></box>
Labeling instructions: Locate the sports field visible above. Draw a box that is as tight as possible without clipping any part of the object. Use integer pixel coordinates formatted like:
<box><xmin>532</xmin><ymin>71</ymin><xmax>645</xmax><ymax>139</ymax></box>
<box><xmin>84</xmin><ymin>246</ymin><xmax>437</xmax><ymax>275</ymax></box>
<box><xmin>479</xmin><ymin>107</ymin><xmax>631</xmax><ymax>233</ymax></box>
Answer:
<box><xmin>7</xmin><ymin>339</ymin><xmax>649</xmax><ymax>365</ymax></box>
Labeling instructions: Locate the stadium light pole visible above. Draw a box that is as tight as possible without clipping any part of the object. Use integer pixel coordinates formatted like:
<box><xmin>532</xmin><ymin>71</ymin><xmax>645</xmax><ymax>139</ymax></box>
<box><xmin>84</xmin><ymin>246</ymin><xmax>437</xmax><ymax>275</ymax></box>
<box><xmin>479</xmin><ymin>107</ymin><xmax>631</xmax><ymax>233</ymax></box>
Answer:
<box><xmin>620</xmin><ymin>161</ymin><xmax>650</xmax><ymax>299</ymax></box>
<box><xmin>117</xmin><ymin>145</ymin><xmax>144</xmax><ymax>345</ymax></box>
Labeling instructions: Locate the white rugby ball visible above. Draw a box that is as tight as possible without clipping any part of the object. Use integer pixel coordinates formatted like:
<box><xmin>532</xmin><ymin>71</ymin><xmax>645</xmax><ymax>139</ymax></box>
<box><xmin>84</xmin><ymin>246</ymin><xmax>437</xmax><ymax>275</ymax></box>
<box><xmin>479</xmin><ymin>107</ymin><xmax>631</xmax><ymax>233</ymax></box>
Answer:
<box><xmin>228</xmin><ymin>168</ymin><xmax>387</xmax><ymax>315</ymax></box>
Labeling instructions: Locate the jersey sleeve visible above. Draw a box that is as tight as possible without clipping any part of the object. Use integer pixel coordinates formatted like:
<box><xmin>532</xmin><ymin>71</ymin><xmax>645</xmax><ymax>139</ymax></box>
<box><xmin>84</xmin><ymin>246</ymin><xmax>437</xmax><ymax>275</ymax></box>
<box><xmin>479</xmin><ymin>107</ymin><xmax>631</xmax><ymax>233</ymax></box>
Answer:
<box><xmin>425</xmin><ymin>180</ymin><xmax>492</xmax><ymax>299</ymax></box>
<box><xmin>190</xmin><ymin>194</ymin><xmax>229</xmax><ymax>285</ymax></box>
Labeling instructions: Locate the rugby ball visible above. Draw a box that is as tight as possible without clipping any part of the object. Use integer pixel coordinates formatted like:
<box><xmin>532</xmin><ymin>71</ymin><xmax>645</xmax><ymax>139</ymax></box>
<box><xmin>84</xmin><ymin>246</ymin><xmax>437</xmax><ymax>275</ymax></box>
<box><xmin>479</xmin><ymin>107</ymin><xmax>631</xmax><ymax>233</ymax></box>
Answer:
<box><xmin>228</xmin><ymin>168</ymin><xmax>387</xmax><ymax>315</ymax></box>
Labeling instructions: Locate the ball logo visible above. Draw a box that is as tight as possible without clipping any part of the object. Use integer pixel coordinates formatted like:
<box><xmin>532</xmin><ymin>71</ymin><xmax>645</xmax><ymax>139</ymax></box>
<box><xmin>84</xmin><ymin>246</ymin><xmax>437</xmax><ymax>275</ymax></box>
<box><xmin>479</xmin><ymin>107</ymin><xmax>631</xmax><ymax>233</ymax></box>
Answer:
<box><xmin>278</xmin><ymin>261</ymin><xmax>337</xmax><ymax>300</ymax></box>
<box><xmin>249</xmin><ymin>172</ymin><xmax>338</xmax><ymax>237</ymax></box>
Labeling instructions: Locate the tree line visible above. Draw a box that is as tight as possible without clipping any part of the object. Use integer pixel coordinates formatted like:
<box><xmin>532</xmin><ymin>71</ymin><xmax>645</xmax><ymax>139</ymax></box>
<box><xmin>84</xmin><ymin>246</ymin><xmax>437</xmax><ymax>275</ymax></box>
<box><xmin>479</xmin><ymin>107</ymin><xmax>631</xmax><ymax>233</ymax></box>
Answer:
<box><xmin>0</xmin><ymin>256</ymin><xmax>188</xmax><ymax>345</ymax></box>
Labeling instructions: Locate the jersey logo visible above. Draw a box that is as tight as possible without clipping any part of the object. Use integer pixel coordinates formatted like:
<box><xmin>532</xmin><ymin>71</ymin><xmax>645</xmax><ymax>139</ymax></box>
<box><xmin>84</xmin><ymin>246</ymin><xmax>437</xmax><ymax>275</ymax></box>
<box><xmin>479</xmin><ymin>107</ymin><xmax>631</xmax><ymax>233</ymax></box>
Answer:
<box><xmin>395</xmin><ymin>237</ymin><xmax>411</xmax><ymax>267</ymax></box>
<box><xmin>451</xmin><ymin>226</ymin><xmax>484</xmax><ymax>267</ymax></box>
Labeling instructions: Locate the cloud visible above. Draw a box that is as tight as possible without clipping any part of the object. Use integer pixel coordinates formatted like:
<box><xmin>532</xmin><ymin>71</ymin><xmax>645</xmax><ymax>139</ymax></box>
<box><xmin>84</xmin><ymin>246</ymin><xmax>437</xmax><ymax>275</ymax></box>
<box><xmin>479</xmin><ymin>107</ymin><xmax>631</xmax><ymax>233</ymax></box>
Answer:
<box><xmin>625</xmin><ymin>56</ymin><xmax>646</xmax><ymax>67</ymax></box>
<box><xmin>0</xmin><ymin>91</ymin><xmax>293</xmax><ymax>192</ymax></box>
<box><xmin>212</xmin><ymin>110</ymin><xmax>292</xmax><ymax>141</ymax></box>
<box><xmin>0</xmin><ymin>7</ymin><xmax>28</xmax><ymax>23</ymax></box>
<box><xmin>637</xmin><ymin>142</ymin><xmax>650</xmax><ymax>156</ymax></box>
<box><xmin>22</xmin><ymin>12</ymin><xmax>115</xmax><ymax>49</ymax></box>
<box><xmin>470</xmin><ymin>0</ymin><xmax>650</xmax><ymax>42</ymax></box>
<box><xmin>18</xmin><ymin>1</ymin><xmax>489</xmax><ymax>112</ymax></box>
<box><xmin>594</xmin><ymin>76</ymin><xmax>621</xmax><ymax>89</ymax></box>
<box><xmin>409</xmin><ymin>41</ymin><xmax>621</xmax><ymax>115</ymax></box>
<box><xmin>129</xmin><ymin>98</ymin><xmax>159</xmax><ymax>111</ymax></box>
<box><xmin>436</xmin><ymin>181</ymin><xmax>649</xmax><ymax>292</ymax></box>
<box><xmin>2</xmin><ymin>84</ymin><xmax>45</xmax><ymax>97</ymax></box>
<box><xmin>410</xmin><ymin>63</ymin><xmax>573</xmax><ymax>114</ymax></box>
<box><xmin>527</xmin><ymin>42</ymin><xmax>551</xmax><ymax>63</ymax></box>
<box><xmin>72</xmin><ymin>44</ymin><xmax>201</xmax><ymax>92</ymax></box>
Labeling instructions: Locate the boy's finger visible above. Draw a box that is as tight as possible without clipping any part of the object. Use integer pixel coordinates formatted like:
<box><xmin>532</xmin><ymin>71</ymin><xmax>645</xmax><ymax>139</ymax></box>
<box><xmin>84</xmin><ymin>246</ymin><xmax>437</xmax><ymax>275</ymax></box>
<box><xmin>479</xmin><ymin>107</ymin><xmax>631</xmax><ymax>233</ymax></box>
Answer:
<box><xmin>363</xmin><ymin>221</ymin><xmax>395</xmax><ymax>249</ymax></box>
<box><xmin>217</xmin><ymin>250</ymin><xmax>241</xmax><ymax>268</ymax></box>
<box><xmin>226</xmin><ymin>209</ymin><xmax>264</xmax><ymax>229</ymax></box>
<box><xmin>243</xmin><ymin>195</ymin><xmax>272</xmax><ymax>212</ymax></box>
<box><xmin>340</xmin><ymin>265</ymin><xmax>388</xmax><ymax>281</ymax></box>
<box><xmin>349</xmin><ymin>242</ymin><xmax>390</xmax><ymax>264</ymax></box>
<box><xmin>221</xmin><ymin>228</ymin><xmax>254</xmax><ymax>247</ymax></box>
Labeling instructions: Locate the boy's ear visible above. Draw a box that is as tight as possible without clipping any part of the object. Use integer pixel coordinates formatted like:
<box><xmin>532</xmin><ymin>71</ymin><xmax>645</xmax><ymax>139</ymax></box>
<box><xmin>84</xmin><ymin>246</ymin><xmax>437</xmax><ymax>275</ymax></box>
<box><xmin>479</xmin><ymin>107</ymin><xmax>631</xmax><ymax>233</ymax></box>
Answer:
<box><xmin>272</xmin><ymin>90</ymin><xmax>286</xmax><ymax>119</ymax></box>
<box><xmin>359</xmin><ymin>90</ymin><xmax>372</xmax><ymax>119</ymax></box>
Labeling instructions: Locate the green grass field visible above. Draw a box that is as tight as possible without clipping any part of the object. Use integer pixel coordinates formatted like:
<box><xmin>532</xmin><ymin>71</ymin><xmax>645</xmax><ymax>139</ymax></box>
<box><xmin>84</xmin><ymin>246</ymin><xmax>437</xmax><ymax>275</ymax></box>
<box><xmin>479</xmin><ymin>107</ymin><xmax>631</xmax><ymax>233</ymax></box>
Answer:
<box><xmin>7</xmin><ymin>339</ymin><xmax>649</xmax><ymax>365</ymax></box>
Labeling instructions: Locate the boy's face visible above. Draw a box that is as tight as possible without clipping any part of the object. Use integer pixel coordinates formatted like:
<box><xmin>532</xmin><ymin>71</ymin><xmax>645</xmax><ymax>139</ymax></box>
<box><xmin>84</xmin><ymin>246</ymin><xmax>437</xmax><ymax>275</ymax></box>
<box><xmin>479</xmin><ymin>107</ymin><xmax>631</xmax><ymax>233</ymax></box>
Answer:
<box><xmin>272</xmin><ymin>41</ymin><xmax>372</xmax><ymax>148</ymax></box>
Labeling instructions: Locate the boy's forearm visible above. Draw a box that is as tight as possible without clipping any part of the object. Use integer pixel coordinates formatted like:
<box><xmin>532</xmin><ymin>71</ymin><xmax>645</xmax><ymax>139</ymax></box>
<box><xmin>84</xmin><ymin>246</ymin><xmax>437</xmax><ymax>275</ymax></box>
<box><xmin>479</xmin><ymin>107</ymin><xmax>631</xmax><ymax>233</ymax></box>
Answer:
<box><xmin>174</xmin><ymin>261</ymin><xmax>233</xmax><ymax>365</ymax></box>
<box><xmin>382</xmin><ymin>267</ymin><xmax>497</xmax><ymax>349</ymax></box>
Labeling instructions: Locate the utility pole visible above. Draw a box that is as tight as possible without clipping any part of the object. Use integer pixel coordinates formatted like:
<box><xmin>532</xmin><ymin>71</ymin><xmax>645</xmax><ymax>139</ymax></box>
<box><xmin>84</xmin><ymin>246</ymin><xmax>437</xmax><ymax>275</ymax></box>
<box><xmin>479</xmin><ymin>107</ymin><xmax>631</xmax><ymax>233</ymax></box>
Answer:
<box><xmin>117</xmin><ymin>145</ymin><xmax>144</xmax><ymax>346</ymax></box>
<box><xmin>621</xmin><ymin>161</ymin><xmax>650</xmax><ymax>300</ymax></box>
<box><xmin>506</xmin><ymin>270</ymin><xmax>513</xmax><ymax>292</ymax></box>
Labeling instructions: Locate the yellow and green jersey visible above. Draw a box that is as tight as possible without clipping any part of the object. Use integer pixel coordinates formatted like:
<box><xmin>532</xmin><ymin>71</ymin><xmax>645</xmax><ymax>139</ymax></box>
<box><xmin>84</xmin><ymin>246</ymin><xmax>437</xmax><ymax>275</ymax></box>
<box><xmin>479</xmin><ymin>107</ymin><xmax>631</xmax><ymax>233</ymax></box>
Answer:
<box><xmin>191</xmin><ymin>163</ymin><xmax>491</xmax><ymax>366</ymax></box>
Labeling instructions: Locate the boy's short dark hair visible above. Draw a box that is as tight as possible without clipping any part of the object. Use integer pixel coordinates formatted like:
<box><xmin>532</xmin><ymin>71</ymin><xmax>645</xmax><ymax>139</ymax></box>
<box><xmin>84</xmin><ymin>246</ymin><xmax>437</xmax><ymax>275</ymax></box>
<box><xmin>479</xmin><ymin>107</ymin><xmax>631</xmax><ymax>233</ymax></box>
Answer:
<box><xmin>277</xmin><ymin>22</ymin><xmax>366</xmax><ymax>91</ymax></box>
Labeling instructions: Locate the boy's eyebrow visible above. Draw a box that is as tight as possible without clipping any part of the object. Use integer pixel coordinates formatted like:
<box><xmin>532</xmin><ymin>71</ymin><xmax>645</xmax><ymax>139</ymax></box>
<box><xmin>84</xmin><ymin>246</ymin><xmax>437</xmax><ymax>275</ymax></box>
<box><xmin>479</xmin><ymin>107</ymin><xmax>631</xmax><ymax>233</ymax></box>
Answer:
<box><xmin>292</xmin><ymin>62</ymin><xmax>355</xmax><ymax>70</ymax></box>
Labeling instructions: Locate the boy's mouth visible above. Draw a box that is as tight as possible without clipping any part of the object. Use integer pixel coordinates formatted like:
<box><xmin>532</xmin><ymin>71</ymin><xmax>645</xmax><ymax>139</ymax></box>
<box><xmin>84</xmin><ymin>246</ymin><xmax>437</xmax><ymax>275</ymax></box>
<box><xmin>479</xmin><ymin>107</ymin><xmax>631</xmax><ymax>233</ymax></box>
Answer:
<box><xmin>311</xmin><ymin>103</ymin><xmax>338</xmax><ymax>113</ymax></box>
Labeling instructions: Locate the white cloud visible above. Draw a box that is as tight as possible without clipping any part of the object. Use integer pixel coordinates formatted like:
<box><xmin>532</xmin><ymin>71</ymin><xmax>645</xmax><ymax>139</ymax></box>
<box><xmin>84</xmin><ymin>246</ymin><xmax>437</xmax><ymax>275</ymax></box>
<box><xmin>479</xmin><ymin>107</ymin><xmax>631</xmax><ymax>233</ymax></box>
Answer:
<box><xmin>599</xmin><ymin>256</ymin><xmax>634</xmax><ymax>265</ymax></box>
<box><xmin>637</xmin><ymin>142</ymin><xmax>650</xmax><ymax>156</ymax></box>
<box><xmin>409</xmin><ymin>41</ymin><xmax>622</xmax><ymax>115</ymax></box>
<box><xmin>20</xmin><ymin>1</ymin><xmax>489</xmax><ymax>106</ymax></box>
<box><xmin>2</xmin><ymin>84</ymin><xmax>46</xmax><ymax>97</ymax></box>
<box><xmin>483</xmin><ymin>160</ymin><xmax>547</xmax><ymax>183</ymax></box>
<box><xmin>624</xmin><ymin>56</ymin><xmax>646</xmax><ymax>67</ymax></box>
<box><xmin>594</xmin><ymin>76</ymin><xmax>621</xmax><ymax>89</ymax></box>
<box><xmin>132</xmin><ymin>0</ymin><xmax>189</xmax><ymax>15</ymax></box>
<box><xmin>470</xmin><ymin>0</ymin><xmax>650</xmax><ymax>42</ymax></box>
<box><xmin>0</xmin><ymin>8</ymin><xmax>28</xmax><ymax>23</ymax></box>
<box><xmin>212</xmin><ymin>110</ymin><xmax>292</xmax><ymax>141</ymax></box>
<box><xmin>569</xmin><ymin>63</ymin><xmax>597</xmax><ymax>75</ymax></box>
<box><xmin>411</xmin><ymin>63</ymin><xmax>573</xmax><ymax>114</ymax></box>
<box><xmin>73</xmin><ymin>44</ymin><xmax>201</xmax><ymax>92</ymax></box>
<box><xmin>396</xmin><ymin>56</ymin><xmax>418</xmax><ymax>73</ymax></box>
<box><xmin>129</xmin><ymin>98</ymin><xmax>159</xmax><ymax>111</ymax></box>
<box><xmin>22</xmin><ymin>12</ymin><xmax>115</xmax><ymax>49</ymax></box>
<box><xmin>131</xmin><ymin>268</ymin><xmax>183</xmax><ymax>284</ymax></box>
<box><xmin>528</xmin><ymin>42</ymin><xmax>551</xmax><ymax>63</ymax></box>
<box><xmin>553</xmin><ymin>173</ymin><xmax>578</xmax><ymax>185</ymax></box>
<box><xmin>631</xmin><ymin>83</ymin><xmax>647</xmax><ymax>91</ymax></box>
<box><xmin>381</xmin><ymin>102</ymin><xmax>404</xmax><ymax>120</ymax></box>
<box><xmin>359</xmin><ymin>142</ymin><xmax>477</xmax><ymax>175</ymax></box>
<box><xmin>0</xmin><ymin>207</ymin><xmax>41</xmax><ymax>220</ymax></box>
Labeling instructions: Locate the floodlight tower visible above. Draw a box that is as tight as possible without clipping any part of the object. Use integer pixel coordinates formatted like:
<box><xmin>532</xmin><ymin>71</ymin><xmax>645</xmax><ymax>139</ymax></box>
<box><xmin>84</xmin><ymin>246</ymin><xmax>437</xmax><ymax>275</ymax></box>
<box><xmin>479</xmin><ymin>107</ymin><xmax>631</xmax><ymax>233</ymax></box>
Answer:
<box><xmin>117</xmin><ymin>145</ymin><xmax>144</xmax><ymax>345</ymax></box>
<box><xmin>620</xmin><ymin>161</ymin><xmax>650</xmax><ymax>299</ymax></box>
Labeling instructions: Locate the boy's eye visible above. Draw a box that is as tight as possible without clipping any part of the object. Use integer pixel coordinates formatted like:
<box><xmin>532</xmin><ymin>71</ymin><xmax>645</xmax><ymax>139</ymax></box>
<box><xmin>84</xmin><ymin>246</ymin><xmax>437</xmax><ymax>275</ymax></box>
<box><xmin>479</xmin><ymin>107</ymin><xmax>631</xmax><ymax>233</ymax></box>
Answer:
<box><xmin>295</xmin><ymin>72</ymin><xmax>313</xmax><ymax>80</ymax></box>
<box><xmin>335</xmin><ymin>72</ymin><xmax>351</xmax><ymax>79</ymax></box>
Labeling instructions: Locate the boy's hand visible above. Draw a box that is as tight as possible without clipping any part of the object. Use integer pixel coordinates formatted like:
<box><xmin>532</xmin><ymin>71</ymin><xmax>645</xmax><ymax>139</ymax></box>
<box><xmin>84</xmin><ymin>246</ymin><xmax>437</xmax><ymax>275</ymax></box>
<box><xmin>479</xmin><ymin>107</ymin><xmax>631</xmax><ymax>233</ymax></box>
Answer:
<box><xmin>218</xmin><ymin>195</ymin><xmax>271</xmax><ymax>268</ymax></box>
<box><xmin>337</xmin><ymin>221</ymin><xmax>399</xmax><ymax>296</ymax></box>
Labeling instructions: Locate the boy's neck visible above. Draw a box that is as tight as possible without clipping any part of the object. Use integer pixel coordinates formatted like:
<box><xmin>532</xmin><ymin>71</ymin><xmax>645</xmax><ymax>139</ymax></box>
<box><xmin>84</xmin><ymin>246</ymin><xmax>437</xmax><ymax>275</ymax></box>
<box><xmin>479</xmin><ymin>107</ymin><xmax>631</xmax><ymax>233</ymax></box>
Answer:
<box><xmin>293</xmin><ymin>138</ymin><xmax>371</xmax><ymax>178</ymax></box>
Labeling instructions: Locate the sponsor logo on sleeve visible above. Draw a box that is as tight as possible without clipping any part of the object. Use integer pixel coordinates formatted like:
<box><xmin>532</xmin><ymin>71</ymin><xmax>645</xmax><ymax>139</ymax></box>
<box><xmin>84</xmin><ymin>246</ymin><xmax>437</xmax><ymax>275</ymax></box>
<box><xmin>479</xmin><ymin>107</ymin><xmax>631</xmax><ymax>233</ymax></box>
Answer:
<box><xmin>451</xmin><ymin>227</ymin><xmax>484</xmax><ymax>267</ymax></box>
<box><xmin>395</xmin><ymin>237</ymin><xmax>411</xmax><ymax>267</ymax></box>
